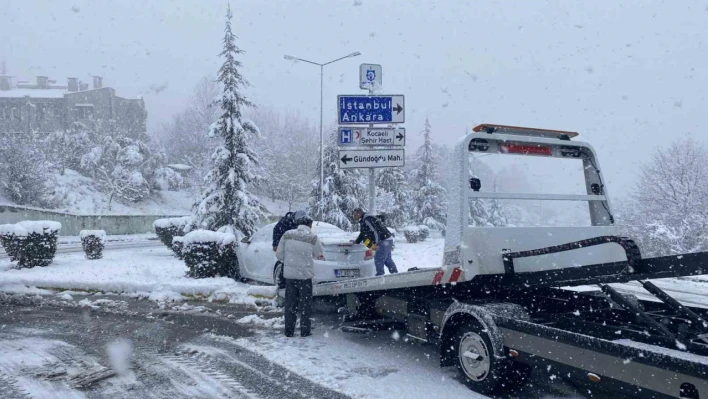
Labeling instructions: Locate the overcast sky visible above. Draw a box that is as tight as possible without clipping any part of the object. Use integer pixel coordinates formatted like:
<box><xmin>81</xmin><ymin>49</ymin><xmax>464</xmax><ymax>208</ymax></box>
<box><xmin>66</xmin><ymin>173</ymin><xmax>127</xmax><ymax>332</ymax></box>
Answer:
<box><xmin>2</xmin><ymin>0</ymin><xmax>707</xmax><ymax>199</ymax></box>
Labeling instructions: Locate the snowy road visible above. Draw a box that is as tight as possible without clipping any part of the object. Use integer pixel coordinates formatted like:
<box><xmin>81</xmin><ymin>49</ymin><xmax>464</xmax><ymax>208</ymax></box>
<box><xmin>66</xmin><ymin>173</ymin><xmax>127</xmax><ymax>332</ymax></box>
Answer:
<box><xmin>0</xmin><ymin>295</ymin><xmax>348</xmax><ymax>399</ymax></box>
<box><xmin>0</xmin><ymin>293</ymin><xmax>602</xmax><ymax>399</ymax></box>
<box><xmin>0</xmin><ymin>236</ymin><xmax>162</xmax><ymax>261</ymax></box>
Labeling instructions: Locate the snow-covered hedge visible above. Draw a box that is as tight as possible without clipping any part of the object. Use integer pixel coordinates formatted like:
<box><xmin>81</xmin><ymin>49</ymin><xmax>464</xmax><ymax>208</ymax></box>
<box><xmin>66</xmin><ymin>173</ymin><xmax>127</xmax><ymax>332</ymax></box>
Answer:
<box><xmin>1</xmin><ymin>221</ymin><xmax>61</xmax><ymax>267</ymax></box>
<box><xmin>182</xmin><ymin>229</ymin><xmax>238</xmax><ymax>279</ymax></box>
<box><xmin>80</xmin><ymin>229</ymin><xmax>105</xmax><ymax>260</ymax></box>
<box><xmin>403</xmin><ymin>226</ymin><xmax>421</xmax><ymax>243</ymax></box>
<box><xmin>171</xmin><ymin>236</ymin><xmax>184</xmax><ymax>260</ymax></box>
<box><xmin>403</xmin><ymin>225</ymin><xmax>430</xmax><ymax>243</ymax></box>
<box><xmin>0</xmin><ymin>223</ymin><xmax>23</xmax><ymax>261</ymax></box>
<box><xmin>417</xmin><ymin>225</ymin><xmax>430</xmax><ymax>240</ymax></box>
<box><xmin>154</xmin><ymin>216</ymin><xmax>191</xmax><ymax>249</ymax></box>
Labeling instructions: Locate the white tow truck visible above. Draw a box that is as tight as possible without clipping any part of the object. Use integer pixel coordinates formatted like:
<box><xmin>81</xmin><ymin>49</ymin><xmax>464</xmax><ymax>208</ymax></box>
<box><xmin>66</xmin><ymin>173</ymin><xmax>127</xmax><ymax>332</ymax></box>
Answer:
<box><xmin>312</xmin><ymin>124</ymin><xmax>708</xmax><ymax>399</ymax></box>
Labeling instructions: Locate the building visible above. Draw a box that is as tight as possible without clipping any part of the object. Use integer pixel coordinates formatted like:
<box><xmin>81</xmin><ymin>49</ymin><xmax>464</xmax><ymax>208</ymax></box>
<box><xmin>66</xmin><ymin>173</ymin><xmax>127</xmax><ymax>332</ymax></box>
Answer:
<box><xmin>0</xmin><ymin>75</ymin><xmax>147</xmax><ymax>139</ymax></box>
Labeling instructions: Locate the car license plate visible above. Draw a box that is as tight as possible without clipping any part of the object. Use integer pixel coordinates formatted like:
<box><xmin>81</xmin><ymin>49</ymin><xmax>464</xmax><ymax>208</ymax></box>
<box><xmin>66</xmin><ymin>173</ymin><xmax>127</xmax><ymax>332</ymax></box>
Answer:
<box><xmin>335</xmin><ymin>269</ymin><xmax>360</xmax><ymax>278</ymax></box>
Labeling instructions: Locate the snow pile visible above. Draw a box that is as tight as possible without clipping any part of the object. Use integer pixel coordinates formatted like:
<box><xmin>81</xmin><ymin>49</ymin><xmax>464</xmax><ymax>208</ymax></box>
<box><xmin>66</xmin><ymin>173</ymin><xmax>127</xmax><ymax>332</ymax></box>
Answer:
<box><xmin>236</xmin><ymin>314</ymin><xmax>284</xmax><ymax>329</ymax></box>
<box><xmin>153</xmin><ymin>216</ymin><xmax>192</xmax><ymax>229</ymax></box>
<box><xmin>183</xmin><ymin>229</ymin><xmax>236</xmax><ymax>246</ymax></box>
<box><xmin>15</xmin><ymin>220</ymin><xmax>62</xmax><ymax>235</ymax></box>
<box><xmin>0</xmin><ymin>245</ymin><xmax>271</xmax><ymax>306</ymax></box>
<box><xmin>79</xmin><ymin>229</ymin><xmax>106</xmax><ymax>242</ymax></box>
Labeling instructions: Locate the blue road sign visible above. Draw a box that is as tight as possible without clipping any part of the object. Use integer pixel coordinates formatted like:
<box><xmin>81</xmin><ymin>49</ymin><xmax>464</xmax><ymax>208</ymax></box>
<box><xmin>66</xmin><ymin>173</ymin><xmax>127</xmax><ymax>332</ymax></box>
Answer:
<box><xmin>339</xmin><ymin>128</ymin><xmax>353</xmax><ymax>144</ymax></box>
<box><xmin>337</xmin><ymin>95</ymin><xmax>405</xmax><ymax>125</ymax></box>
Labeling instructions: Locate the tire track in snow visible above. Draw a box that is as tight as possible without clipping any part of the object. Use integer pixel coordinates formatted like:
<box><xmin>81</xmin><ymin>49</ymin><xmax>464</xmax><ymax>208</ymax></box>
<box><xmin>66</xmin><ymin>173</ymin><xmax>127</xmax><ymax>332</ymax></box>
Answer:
<box><xmin>0</xmin><ymin>372</ymin><xmax>32</xmax><ymax>399</ymax></box>
<box><xmin>148</xmin><ymin>353</ymin><xmax>259</xmax><ymax>399</ymax></box>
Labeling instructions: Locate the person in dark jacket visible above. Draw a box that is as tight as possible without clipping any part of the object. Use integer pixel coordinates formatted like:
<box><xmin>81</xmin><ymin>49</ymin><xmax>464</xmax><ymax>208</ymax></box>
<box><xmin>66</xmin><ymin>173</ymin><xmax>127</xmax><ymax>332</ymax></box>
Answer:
<box><xmin>272</xmin><ymin>210</ymin><xmax>305</xmax><ymax>251</ymax></box>
<box><xmin>352</xmin><ymin>208</ymin><xmax>398</xmax><ymax>276</ymax></box>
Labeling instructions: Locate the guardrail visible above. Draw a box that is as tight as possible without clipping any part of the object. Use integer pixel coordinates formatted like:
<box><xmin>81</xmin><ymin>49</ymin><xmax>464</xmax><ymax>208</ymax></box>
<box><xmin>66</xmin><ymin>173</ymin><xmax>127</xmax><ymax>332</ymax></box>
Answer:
<box><xmin>0</xmin><ymin>204</ymin><xmax>282</xmax><ymax>236</ymax></box>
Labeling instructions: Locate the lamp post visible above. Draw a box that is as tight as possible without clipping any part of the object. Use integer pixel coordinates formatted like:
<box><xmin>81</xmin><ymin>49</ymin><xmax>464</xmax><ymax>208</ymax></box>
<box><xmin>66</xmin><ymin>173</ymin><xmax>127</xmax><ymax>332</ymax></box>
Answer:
<box><xmin>283</xmin><ymin>51</ymin><xmax>361</xmax><ymax>208</ymax></box>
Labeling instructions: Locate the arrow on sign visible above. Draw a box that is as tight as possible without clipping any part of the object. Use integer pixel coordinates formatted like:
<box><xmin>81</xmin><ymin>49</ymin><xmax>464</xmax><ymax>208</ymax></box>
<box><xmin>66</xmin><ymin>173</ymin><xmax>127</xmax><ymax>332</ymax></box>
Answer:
<box><xmin>393</xmin><ymin>103</ymin><xmax>403</xmax><ymax>114</ymax></box>
<box><xmin>396</xmin><ymin>132</ymin><xmax>404</xmax><ymax>141</ymax></box>
<box><xmin>340</xmin><ymin>154</ymin><xmax>353</xmax><ymax>165</ymax></box>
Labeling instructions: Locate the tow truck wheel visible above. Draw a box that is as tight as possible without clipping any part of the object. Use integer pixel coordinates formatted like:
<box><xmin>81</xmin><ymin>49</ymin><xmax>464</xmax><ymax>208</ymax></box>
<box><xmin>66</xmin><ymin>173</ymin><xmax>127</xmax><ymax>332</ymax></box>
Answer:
<box><xmin>455</xmin><ymin>321</ymin><xmax>510</xmax><ymax>394</ymax></box>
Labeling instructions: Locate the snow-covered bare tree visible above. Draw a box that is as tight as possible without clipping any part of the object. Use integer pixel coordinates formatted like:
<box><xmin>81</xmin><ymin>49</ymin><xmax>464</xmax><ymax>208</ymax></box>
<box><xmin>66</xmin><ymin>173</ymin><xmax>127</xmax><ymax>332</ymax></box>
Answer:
<box><xmin>619</xmin><ymin>139</ymin><xmax>708</xmax><ymax>256</ymax></box>
<box><xmin>151</xmin><ymin>76</ymin><xmax>220</xmax><ymax>187</ymax></box>
<box><xmin>376</xmin><ymin>167</ymin><xmax>409</xmax><ymax>228</ymax></box>
<box><xmin>309</xmin><ymin>128</ymin><xmax>366</xmax><ymax>231</ymax></box>
<box><xmin>45</xmin><ymin>121</ymin><xmax>91</xmax><ymax>175</ymax></box>
<box><xmin>249</xmin><ymin>107</ymin><xmax>318</xmax><ymax>210</ymax></box>
<box><xmin>0</xmin><ymin>133</ymin><xmax>53</xmax><ymax>207</ymax></box>
<box><xmin>192</xmin><ymin>4</ymin><xmax>264</xmax><ymax>235</ymax></box>
<box><xmin>410</xmin><ymin>118</ymin><xmax>447</xmax><ymax>230</ymax></box>
<box><xmin>80</xmin><ymin>136</ymin><xmax>157</xmax><ymax>208</ymax></box>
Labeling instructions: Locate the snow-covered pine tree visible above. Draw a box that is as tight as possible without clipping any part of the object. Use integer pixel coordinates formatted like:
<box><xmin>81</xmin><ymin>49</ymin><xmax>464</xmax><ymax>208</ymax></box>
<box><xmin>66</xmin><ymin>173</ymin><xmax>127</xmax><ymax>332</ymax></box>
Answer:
<box><xmin>410</xmin><ymin>118</ymin><xmax>447</xmax><ymax>231</ymax></box>
<box><xmin>309</xmin><ymin>128</ymin><xmax>366</xmax><ymax>231</ymax></box>
<box><xmin>192</xmin><ymin>4</ymin><xmax>263</xmax><ymax>235</ymax></box>
<box><xmin>376</xmin><ymin>167</ymin><xmax>409</xmax><ymax>228</ymax></box>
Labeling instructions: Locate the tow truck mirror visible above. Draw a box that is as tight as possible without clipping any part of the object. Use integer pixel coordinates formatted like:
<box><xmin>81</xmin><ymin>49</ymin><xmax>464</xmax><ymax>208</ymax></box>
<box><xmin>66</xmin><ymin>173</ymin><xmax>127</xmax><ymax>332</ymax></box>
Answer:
<box><xmin>469</xmin><ymin>177</ymin><xmax>481</xmax><ymax>191</ymax></box>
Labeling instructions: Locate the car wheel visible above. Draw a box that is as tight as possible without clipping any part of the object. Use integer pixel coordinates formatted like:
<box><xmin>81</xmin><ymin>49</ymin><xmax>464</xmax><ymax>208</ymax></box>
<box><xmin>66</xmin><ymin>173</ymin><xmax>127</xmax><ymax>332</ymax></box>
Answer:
<box><xmin>274</xmin><ymin>262</ymin><xmax>286</xmax><ymax>289</ymax></box>
<box><xmin>227</xmin><ymin>254</ymin><xmax>241</xmax><ymax>281</ymax></box>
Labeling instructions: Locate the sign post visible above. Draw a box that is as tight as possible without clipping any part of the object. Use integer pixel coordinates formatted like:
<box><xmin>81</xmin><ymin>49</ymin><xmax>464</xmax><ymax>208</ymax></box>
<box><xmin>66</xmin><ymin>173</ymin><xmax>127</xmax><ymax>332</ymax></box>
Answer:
<box><xmin>337</xmin><ymin>95</ymin><xmax>405</xmax><ymax>124</ymax></box>
<box><xmin>338</xmin><ymin>127</ymin><xmax>405</xmax><ymax>146</ymax></box>
<box><xmin>338</xmin><ymin>149</ymin><xmax>405</xmax><ymax>169</ymax></box>
<box><xmin>336</xmin><ymin>64</ymin><xmax>406</xmax><ymax>215</ymax></box>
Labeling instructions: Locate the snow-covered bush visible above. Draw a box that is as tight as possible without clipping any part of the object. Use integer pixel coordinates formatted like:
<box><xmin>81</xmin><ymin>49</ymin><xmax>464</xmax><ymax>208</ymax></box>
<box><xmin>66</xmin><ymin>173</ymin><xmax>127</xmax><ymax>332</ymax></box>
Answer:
<box><xmin>10</xmin><ymin>221</ymin><xmax>61</xmax><ymax>268</ymax></box>
<box><xmin>153</xmin><ymin>216</ymin><xmax>191</xmax><ymax>249</ymax></box>
<box><xmin>404</xmin><ymin>226</ymin><xmax>420</xmax><ymax>243</ymax></box>
<box><xmin>182</xmin><ymin>229</ymin><xmax>238</xmax><ymax>279</ymax></box>
<box><xmin>171</xmin><ymin>236</ymin><xmax>184</xmax><ymax>260</ymax></box>
<box><xmin>80</xmin><ymin>230</ymin><xmax>105</xmax><ymax>260</ymax></box>
<box><xmin>154</xmin><ymin>167</ymin><xmax>184</xmax><ymax>191</ymax></box>
<box><xmin>417</xmin><ymin>225</ymin><xmax>430</xmax><ymax>240</ymax></box>
<box><xmin>0</xmin><ymin>224</ymin><xmax>24</xmax><ymax>261</ymax></box>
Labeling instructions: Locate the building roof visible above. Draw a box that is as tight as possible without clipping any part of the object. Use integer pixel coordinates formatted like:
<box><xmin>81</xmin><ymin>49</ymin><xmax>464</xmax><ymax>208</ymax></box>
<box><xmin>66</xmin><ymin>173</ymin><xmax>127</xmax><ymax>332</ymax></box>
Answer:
<box><xmin>0</xmin><ymin>89</ymin><xmax>67</xmax><ymax>99</ymax></box>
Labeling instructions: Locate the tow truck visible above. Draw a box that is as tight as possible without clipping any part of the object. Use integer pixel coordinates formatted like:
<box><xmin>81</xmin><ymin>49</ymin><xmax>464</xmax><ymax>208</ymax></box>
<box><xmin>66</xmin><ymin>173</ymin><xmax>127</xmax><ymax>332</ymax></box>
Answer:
<box><xmin>312</xmin><ymin>124</ymin><xmax>708</xmax><ymax>398</ymax></box>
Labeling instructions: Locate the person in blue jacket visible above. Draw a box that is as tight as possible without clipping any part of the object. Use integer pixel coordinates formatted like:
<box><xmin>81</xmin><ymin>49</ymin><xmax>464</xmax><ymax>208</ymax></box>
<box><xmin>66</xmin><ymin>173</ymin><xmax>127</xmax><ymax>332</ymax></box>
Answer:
<box><xmin>272</xmin><ymin>210</ymin><xmax>305</xmax><ymax>251</ymax></box>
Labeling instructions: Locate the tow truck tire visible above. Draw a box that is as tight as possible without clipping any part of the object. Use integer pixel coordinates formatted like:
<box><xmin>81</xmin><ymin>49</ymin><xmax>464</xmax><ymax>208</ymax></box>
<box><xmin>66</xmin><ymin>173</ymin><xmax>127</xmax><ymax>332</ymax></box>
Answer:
<box><xmin>454</xmin><ymin>321</ymin><xmax>512</xmax><ymax>394</ymax></box>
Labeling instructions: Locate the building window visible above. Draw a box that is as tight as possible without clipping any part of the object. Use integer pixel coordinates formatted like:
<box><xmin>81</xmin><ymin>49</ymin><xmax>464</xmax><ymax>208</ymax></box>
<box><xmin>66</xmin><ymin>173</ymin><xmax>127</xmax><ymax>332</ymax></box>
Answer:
<box><xmin>11</xmin><ymin>107</ymin><xmax>20</xmax><ymax>121</ymax></box>
<box><xmin>75</xmin><ymin>106</ymin><xmax>93</xmax><ymax>120</ymax></box>
<box><xmin>0</xmin><ymin>107</ymin><xmax>5</xmax><ymax>120</ymax></box>
<box><xmin>37</xmin><ymin>106</ymin><xmax>45</xmax><ymax>121</ymax></box>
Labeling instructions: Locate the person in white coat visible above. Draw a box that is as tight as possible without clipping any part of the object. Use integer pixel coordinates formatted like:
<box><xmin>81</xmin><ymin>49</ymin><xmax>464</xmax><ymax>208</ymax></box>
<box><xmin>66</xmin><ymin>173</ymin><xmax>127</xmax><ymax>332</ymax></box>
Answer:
<box><xmin>275</xmin><ymin>215</ymin><xmax>324</xmax><ymax>337</ymax></box>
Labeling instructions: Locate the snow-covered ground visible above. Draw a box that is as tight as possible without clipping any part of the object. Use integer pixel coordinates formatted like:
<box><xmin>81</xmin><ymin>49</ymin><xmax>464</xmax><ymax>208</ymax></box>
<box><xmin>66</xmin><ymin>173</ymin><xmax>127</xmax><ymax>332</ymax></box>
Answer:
<box><xmin>0</xmin><ymin>245</ymin><xmax>276</xmax><ymax>306</ymax></box>
<box><xmin>3</xmin><ymin>232</ymin><xmax>708</xmax><ymax>309</ymax></box>
<box><xmin>226</xmin><ymin>319</ymin><xmax>488</xmax><ymax>399</ymax></box>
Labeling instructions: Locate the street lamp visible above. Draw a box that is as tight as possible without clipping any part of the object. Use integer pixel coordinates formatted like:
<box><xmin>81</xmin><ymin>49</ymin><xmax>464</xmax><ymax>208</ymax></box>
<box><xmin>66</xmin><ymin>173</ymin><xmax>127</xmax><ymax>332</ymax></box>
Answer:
<box><xmin>284</xmin><ymin>51</ymin><xmax>361</xmax><ymax>208</ymax></box>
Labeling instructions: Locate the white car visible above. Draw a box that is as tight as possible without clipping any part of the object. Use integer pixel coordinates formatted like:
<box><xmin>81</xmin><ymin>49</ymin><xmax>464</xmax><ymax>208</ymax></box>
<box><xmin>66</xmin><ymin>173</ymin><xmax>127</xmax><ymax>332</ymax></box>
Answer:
<box><xmin>236</xmin><ymin>221</ymin><xmax>375</xmax><ymax>288</ymax></box>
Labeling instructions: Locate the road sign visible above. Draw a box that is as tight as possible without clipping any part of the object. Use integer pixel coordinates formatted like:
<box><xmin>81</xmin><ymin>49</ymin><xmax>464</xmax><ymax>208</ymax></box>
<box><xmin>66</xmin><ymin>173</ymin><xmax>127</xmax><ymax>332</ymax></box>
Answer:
<box><xmin>338</xmin><ymin>127</ymin><xmax>405</xmax><ymax>146</ymax></box>
<box><xmin>338</xmin><ymin>95</ymin><xmax>405</xmax><ymax>124</ymax></box>
<box><xmin>359</xmin><ymin>64</ymin><xmax>382</xmax><ymax>90</ymax></box>
<box><xmin>338</xmin><ymin>149</ymin><xmax>405</xmax><ymax>169</ymax></box>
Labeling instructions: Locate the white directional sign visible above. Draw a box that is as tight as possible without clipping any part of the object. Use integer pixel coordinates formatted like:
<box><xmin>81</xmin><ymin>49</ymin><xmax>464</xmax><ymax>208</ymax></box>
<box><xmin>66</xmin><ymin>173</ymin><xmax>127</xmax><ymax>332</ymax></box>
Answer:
<box><xmin>338</xmin><ymin>127</ymin><xmax>405</xmax><ymax>146</ymax></box>
<box><xmin>339</xmin><ymin>149</ymin><xmax>405</xmax><ymax>169</ymax></box>
<box><xmin>359</xmin><ymin>63</ymin><xmax>382</xmax><ymax>90</ymax></box>
<box><xmin>338</xmin><ymin>95</ymin><xmax>405</xmax><ymax>124</ymax></box>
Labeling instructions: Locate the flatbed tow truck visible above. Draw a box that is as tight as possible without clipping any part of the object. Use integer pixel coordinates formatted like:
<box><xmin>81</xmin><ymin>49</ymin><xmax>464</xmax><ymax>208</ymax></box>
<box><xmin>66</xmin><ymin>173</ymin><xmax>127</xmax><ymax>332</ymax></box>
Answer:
<box><xmin>311</xmin><ymin>124</ymin><xmax>708</xmax><ymax>398</ymax></box>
